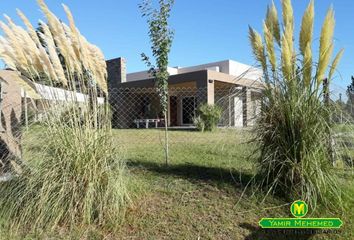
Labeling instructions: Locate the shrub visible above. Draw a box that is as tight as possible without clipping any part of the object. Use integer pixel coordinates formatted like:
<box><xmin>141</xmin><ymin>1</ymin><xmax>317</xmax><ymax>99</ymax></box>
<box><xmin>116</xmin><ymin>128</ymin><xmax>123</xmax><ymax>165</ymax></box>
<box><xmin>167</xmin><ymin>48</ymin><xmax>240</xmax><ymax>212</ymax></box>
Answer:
<box><xmin>0</xmin><ymin>122</ymin><xmax>129</xmax><ymax>232</ymax></box>
<box><xmin>193</xmin><ymin>116</ymin><xmax>205</xmax><ymax>132</ymax></box>
<box><xmin>249</xmin><ymin>0</ymin><xmax>345</xmax><ymax>210</ymax></box>
<box><xmin>0</xmin><ymin>0</ymin><xmax>129</xmax><ymax>236</ymax></box>
<box><xmin>196</xmin><ymin>104</ymin><xmax>222</xmax><ymax>132</ymax></box>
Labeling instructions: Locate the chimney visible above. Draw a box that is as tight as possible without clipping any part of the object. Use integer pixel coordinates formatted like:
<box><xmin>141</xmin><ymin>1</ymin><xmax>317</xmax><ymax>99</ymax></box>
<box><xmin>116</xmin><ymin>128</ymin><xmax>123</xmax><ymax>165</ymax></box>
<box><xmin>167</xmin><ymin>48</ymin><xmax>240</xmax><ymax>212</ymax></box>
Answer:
<box><xmin>106</xmin><ymin>57</ymin><xmax>126</xmax><ymax>90</ymax></box>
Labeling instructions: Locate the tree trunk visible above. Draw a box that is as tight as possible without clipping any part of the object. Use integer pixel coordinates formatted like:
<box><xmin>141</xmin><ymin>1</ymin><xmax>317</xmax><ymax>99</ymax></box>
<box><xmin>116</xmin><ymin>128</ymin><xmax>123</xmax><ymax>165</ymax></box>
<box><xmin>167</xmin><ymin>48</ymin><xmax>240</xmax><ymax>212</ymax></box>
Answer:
<box><xmin>164</xmin><ymin>112</ymin><xmax>169</xmax><ymax>166</ymax></box>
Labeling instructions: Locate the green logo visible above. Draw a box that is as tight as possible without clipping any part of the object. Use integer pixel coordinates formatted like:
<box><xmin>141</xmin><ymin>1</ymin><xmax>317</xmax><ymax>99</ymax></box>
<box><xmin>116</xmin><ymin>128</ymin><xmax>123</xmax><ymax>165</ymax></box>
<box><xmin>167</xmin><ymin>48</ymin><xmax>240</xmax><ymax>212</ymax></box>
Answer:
<box><xmin>259</xmin><ymin>200</ymin><xmax>343</xmax><ymax>229</ymax></box>
<box><xmin>290</xmin><ymin>200</ymin><xmax>308</xmax><ymax>218</ymax></box>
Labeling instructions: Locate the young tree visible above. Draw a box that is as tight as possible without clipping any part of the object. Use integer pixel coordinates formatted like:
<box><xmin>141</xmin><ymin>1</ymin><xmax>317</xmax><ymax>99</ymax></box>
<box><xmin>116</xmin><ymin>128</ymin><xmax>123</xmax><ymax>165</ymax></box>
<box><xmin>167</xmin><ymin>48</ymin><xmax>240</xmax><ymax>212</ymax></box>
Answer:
<box><xmin>139</xmin><ymin>0</ymin><xmax>174</xmax><ymax>165</ymax></box>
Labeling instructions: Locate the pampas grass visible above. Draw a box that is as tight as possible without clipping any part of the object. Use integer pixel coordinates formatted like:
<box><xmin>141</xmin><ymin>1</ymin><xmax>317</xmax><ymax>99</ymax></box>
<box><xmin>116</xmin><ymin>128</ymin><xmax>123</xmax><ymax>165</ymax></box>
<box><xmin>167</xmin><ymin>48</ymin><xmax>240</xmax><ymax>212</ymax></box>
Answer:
<box><xmin>300</xmin><ymin>1</ymin><xmax>314</xmax><ymax>87</ymax></box>
<box><xmin>281</xmin><ymin>28</ymin><xmax>294</xmax><ymax>81</ymax></box>
<box><xmin>317</xmin><ymin>7</ymin><xmax>335</xmax><ymax>83</ymax></box>
<box><xmin>249</xmin><ymin>27</ymin><xmax>268</xmax><ymax>78</ymax></box>
<box><xmin>299</xmin><ymin>0</ymin><xmax>314</xmax><ymax>56</ymax></box>
<box><xmin>0</xmin><ymin>0</ymin><xmax>128</xmax><ymax>236</ymax></box>
<box><xmin>266</xmin><ymin>2</ymin><xmax>281</xmax><ymax>45</ymax></box>
<box><xmin>303</xmin><ymin>43</ymin><xmax>313</xmax><ymax>87</ymax></box>
<box><xmin>281</xmin><ymin>0</ymin><xmax>293</xmax><ymax>30</ymax></box>
<box><xmin>263</xmin><ymin>21</ymin><xmax>276</xmax><ymax>72</ymax></box>
<box><xmin>249</xmin><ymin>0</ymin><xmax>345</xmax><ymax>210</ymax></box>
<box><xmin>328</xmin><ymin>49</ymin><xmax>344</xmax><ymax>82</ymax></box>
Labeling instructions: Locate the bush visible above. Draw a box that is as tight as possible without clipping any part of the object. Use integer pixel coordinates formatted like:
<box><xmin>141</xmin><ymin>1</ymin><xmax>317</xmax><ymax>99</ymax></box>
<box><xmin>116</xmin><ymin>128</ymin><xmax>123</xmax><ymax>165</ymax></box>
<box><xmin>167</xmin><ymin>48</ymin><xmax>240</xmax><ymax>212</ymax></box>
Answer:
<box><xmin>0</xmin><ymin>1</ymin><xmax>129</xmax><ymax>236</ymax></box>
<box><xmin>249</xmin><ymin>0</ymin><xmax>345</xmax><ymax>210</ymax></box>
<box><xmin>195</xmin><ymin>104</ymin><xmax>222</xmax><ymax>132</ymax></box>
<box><xmin>193</xmin><ymin>116</ymin><xmax>205</xmax><ymax>132</ymax></box>
<box><xmin>0</xmin><ymin>113</ymin><xmax>129</xmax><ymax>235</ymax></box>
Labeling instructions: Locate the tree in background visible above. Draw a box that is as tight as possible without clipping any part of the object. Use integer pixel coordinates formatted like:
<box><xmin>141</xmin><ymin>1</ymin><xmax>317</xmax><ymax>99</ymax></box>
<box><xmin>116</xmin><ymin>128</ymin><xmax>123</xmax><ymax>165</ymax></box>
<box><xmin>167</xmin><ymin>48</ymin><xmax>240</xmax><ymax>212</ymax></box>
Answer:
<box><xmin>139</xmin><ymin>0</ymin><xmax>174</xmax><ymax>165</ymax></box>
<box><xmin>249</xmin><ymin>0</ymin><xmax>345</xmax><ymax>209</ymax></box>
<box><xmin>347</xmin><ymin>76</ymin><xmax>354</xmax><ymax>117</ymax></box>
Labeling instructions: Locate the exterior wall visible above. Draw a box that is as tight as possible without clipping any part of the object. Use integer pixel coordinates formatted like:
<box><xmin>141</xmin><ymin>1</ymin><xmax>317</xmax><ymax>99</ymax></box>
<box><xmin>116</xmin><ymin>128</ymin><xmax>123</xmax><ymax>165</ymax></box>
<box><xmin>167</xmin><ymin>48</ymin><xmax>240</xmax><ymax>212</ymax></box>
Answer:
<box><xmin>176</xmin><ymin>59</ymin><xmax>262</xmax><ymax>81</ymax></box>
<box><xmin>0</xmin><ymin>71</ymin><xmax>23</xmax><ymax>173</ymax></box>
<box><xmin>123</xmin><ymin>59</ymin><xmax>262</xmax><ymax>84</ymax></box>
<box><xmin>107</xmin><ymin>57</ymin><xmax>127</xmax><ymax>128</ymax></box>
<box><xmin>228</xmin><ymin>60</ymin><xmax>262</xmax><ymax>81</ymax></box>
<box><xmin>177</xmin><ymin>60</ymin><xmax>229</xmax><ymax>74</ymax></box>
<box><xmin>249</xmin><ymin>91</ymin><xmax>262</xmax><ymax>126</ymax></box>
<box><xmin>241</xmin><ymin>87</ymin><xmax>262</xmax><ymax>127</ymax></box>
<box><xmin>126</xmin><ymin>67</ymin><xmax>178</xmax><ymax>82</ymax></box>
<box><xmin>28</xmin><ymin>84</ymin><xmax>105</xmax><ymax>103</ymax></box>
<box><xmin>107</xmin><ymin>57</ymin><xmax>127</xmax><ymax>88</ymax></box>
<box><xmin>214</xmin><ymin>84</ymin><xmax>243</xmax><ymax>127</ymax></box>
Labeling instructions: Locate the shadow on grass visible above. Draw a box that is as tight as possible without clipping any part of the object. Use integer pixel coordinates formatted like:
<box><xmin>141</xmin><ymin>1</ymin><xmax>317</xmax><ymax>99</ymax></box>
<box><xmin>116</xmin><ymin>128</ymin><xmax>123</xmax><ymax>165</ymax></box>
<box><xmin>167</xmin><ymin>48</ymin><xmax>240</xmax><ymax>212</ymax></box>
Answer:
<box><xmin>126</xmin><ymin>159</ymin><xmax>254</xmax><ymax>189</ymax></box>
<box><xmin>240</xmin><ymin>223</ymin><xmax>315</xmax><ymax>240</ymax></box>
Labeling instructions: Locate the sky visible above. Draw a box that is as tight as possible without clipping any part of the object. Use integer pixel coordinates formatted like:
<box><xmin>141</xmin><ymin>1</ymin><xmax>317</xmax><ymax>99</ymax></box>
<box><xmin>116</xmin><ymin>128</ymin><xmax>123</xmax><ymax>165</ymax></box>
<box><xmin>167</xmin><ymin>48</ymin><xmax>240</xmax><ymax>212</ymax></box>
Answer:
<box><xmin>1</xmin><ymin>0</ymin><xmax>353</xmax><ymax>96</ymax></box>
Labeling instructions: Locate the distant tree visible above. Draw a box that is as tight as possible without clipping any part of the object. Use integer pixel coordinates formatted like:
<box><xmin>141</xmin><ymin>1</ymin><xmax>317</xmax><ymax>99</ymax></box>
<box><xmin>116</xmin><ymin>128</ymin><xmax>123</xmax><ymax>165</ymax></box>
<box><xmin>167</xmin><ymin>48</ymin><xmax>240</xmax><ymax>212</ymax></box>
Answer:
<box><xmin>139</xmin><ymin>0</ymin><xmax>174</xmax><ymax>165</ymax></box>
<box><xmin>346</xmin><ymin>76</ymin><xmax>354</xmax><ymax>116</ymax></box>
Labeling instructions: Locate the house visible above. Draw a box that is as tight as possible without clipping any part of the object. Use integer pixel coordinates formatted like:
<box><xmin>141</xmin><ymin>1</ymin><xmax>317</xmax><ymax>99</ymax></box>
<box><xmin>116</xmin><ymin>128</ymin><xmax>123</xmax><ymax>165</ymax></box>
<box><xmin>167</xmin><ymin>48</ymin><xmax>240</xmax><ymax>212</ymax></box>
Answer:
<box><xmin>107</xmin><ymin>58</ymin><xmax>264</xmax><ymax>129</ymax></box>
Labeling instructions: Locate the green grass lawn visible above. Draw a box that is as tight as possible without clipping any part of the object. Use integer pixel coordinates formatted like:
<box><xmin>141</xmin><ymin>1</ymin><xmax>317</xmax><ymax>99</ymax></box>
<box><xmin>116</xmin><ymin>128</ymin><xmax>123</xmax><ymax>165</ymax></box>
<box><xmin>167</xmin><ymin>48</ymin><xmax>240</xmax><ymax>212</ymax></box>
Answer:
<box><xmin>111</xmin><ymin>128</ymin><xmax>354</xmax><ymax>240</ymax></box>
<box><xmin>15</xmin><ymin>127</ymin><xmax>354</xmax><ymax>239</ymax></box>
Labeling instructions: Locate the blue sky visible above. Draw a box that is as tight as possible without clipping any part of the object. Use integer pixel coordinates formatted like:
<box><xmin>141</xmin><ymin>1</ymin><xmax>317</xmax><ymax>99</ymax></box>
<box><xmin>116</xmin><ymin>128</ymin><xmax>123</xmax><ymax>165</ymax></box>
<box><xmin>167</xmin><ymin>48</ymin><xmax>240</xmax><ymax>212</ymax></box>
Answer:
<box><xmin>1</xmin><ymin>0</ymin><xmax>353</xmax><ymax>95</ymax></box>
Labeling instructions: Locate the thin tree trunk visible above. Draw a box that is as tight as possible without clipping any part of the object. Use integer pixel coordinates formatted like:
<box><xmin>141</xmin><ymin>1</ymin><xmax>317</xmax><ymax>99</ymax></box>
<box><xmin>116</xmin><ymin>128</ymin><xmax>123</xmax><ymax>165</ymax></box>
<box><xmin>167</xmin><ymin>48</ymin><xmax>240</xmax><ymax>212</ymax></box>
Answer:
<box><xmin>164</xmin><ymin>112</ymin><xmax>169</xmax><ymax>166</ymax></box>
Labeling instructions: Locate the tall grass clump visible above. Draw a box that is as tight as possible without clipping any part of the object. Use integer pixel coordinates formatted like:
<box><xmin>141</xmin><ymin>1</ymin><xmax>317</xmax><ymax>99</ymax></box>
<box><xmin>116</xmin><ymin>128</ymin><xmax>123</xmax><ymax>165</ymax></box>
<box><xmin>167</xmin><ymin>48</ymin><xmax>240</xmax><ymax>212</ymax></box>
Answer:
<box><xmin>249</xmin><ymin>0</ymin><xmax>345</xmax><ymax>210</ymax></box>
<box><xmin>0</xmin><ymin>0</ymin><xmax>128</xmax><ymax>235</ymax></box>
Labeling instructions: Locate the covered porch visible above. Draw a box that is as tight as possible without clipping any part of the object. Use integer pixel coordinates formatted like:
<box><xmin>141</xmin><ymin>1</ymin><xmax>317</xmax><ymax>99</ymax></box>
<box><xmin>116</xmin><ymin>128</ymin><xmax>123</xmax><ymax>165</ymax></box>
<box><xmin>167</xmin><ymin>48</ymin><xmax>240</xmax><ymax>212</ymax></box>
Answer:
<box><xmin>109</xmin><ymin>69</ymin><xmax>263</xmax><ymax>129</ymax></box>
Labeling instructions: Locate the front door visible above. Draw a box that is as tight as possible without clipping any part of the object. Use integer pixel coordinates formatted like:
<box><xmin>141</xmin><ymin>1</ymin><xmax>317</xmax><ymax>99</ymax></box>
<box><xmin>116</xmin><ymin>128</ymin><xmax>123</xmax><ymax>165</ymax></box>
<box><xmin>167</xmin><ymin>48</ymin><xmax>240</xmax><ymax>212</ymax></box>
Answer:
<box><xmin>182</xmin><ymin>97</ymin><xmax>195</xmax><ymax>125</ymax></box>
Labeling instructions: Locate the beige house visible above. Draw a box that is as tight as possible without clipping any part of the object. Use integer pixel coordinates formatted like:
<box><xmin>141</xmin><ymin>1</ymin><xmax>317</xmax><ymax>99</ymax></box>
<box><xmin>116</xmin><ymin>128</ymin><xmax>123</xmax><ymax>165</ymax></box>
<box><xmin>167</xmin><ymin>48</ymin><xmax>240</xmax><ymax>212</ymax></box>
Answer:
<box><xmin>107</xmin><ymin>58</ymin><xmax>264</xmax><ymax>128</ymax></box>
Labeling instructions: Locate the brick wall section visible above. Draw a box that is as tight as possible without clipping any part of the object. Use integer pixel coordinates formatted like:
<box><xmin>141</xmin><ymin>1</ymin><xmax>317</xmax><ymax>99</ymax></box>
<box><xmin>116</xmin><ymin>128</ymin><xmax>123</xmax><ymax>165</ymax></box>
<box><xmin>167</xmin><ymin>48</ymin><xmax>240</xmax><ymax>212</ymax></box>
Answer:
<box><xmin>0</xmin><ymin>71</ymin><xmax>23</xmax><ymax>173</ymax></box>
<box><xmin>106</xmin><ymin>57</ymin><xmax>126</xmax><ymax>91</ymax></box>
<box><xmin>106</xmin><ymin>57</ymin><xmax>127</xmax><ymax>128</ymax></box>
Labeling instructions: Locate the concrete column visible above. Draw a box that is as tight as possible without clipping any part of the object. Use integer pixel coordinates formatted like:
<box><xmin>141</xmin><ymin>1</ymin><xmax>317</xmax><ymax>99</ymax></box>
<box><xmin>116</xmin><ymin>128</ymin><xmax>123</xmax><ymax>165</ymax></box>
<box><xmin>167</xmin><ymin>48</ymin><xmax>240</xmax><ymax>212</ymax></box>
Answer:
<box><xmin>106</xmin><ymin>57</ymin><xmax>127</xmax><ymax>128</ymax></box>
<box><xmin>242</xmin><ymin>87</ymin><xmax>252</xmax><ymax>127</ymax></box>
<box><xmin>106</xmin><ymin>57</ymin><xmax>127</xmax><ymax>90</ymax></box>
<box><xmin>207</xmin><ymin>79</ymin><xmax>214</xmax><ymax>105</ymax></box>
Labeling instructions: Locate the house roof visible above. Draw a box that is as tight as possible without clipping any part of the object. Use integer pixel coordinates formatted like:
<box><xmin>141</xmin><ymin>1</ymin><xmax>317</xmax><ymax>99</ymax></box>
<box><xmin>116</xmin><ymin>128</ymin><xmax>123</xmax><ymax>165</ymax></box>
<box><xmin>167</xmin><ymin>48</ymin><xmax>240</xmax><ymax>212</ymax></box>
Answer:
<box><xmin>119</xmin><ymin>69</ymin><xmax>264</xmax><ymax>89</ymax></box>
<box><xmin>125</xmin><ymin>59</ymin><xmax>263</xmax><ymax>82</ymax></box>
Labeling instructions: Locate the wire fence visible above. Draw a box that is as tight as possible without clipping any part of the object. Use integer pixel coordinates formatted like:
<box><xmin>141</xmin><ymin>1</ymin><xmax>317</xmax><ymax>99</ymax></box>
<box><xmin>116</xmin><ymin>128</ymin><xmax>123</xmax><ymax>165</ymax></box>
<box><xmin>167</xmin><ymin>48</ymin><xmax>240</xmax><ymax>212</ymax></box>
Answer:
<box><xmin>0</xmin><ymin>85</ymin><xmax>354</xmax><ymax>180</ymax></box>
<box><xmin>109</xmin><ymin>86</ymin><xmax>261</xmax><ymax>128</ymax></box>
